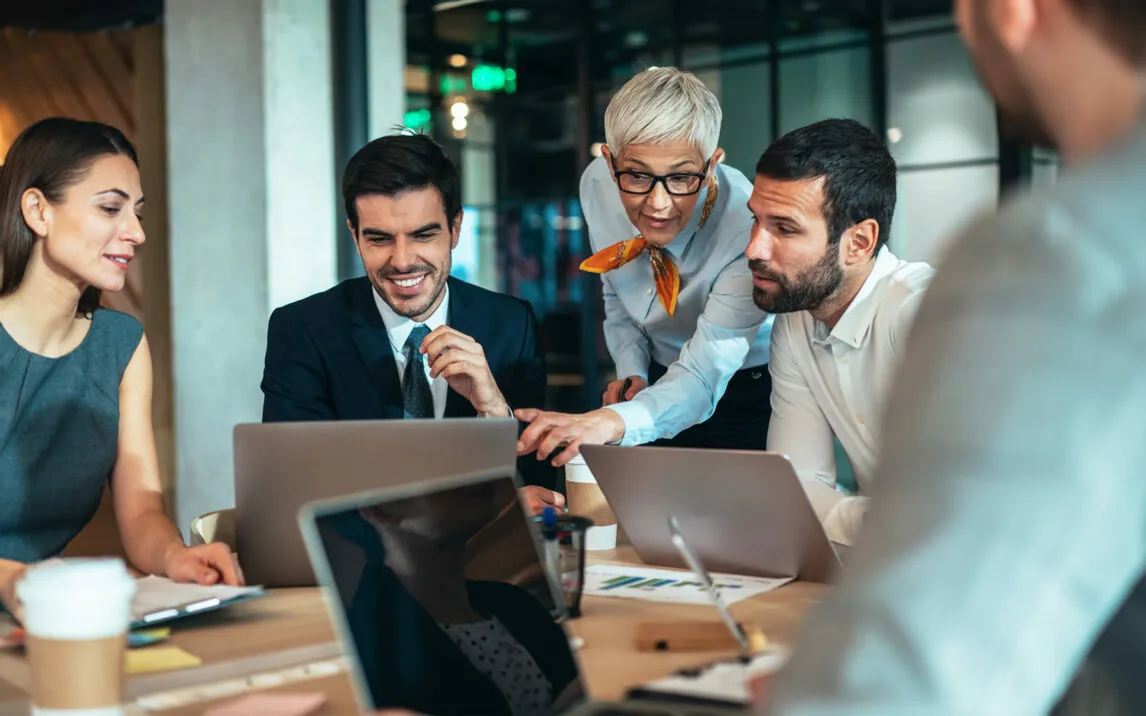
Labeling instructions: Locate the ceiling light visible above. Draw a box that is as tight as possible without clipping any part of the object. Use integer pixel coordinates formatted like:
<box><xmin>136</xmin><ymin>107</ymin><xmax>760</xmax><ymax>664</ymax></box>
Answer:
<box><xmin>590</xmin><ymin>142</ymin><xmax>605</xmax><ymax>158</ymax></box>
<box><xmin>451</xmin><ymin>116</ymin><xmax>468</xmax><ymax>132</ymax></box>
<box><xmin>450</xmin><ymin>101</ymin><xmax>469</xmax><ymax>119</ymax></box>
<box><xmin>887</xmin><ymin>127</ymin><xmax>903</xmax><ymax>144</ymax></box>
<box><xmin>448</xmin><ymin>54</ymin><xmax>468</xmax><ymax>68</ymax></box>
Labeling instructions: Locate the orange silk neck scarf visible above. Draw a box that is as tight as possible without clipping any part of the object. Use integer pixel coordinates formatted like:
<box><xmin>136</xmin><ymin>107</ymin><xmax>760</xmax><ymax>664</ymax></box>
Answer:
<box><xmin>580</xmin><ymin>177</ymin><xmax>719</xmax><ymax>317</ymax></box>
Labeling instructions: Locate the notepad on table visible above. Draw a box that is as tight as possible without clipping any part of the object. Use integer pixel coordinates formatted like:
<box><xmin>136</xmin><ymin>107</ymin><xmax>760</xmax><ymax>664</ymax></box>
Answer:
<box><xmin>125</xmin><ymin>645</ymin><xmax>203</xmax><ymax>675</ymax></box>
<box><xmin>131</xmin><ymin>576</ymin><xmax>265</xmax><ymax>629</ymax></box>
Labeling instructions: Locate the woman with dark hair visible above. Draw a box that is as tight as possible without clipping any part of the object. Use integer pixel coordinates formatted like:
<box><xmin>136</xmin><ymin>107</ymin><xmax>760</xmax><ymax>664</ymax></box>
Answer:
<box><xmin>0</xmin><ymin>118</ymin><xmax>242</xmax><ymax>618</ymax></box>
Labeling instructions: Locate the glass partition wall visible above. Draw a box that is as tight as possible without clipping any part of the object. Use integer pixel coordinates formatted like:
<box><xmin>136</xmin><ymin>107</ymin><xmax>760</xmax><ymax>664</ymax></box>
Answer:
<box><xmin>398</xmin><ymin>0</ymin><xmax>1042</xmax><ymax>413</ymax></box>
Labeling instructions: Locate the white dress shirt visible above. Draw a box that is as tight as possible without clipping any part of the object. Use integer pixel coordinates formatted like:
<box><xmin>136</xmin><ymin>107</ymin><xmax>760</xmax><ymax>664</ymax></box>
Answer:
<box><xmin>767</xmin><ymin>249</ymin><xmax>933</xmax><ymax>543</ymax></box>
<box><xmin>579</xmin><ymin>155</ymin><xmax>774</xmax><ymax>445</ymax></box>
<box><xmin>766</xmin><ymin>121</ymin><xmax>1146</xmax><ymax>715</ymax></box>
<box><xmin>373</xmin><ymin>285</ymin><xmax>450</xmax><ymax>419</ymax></box>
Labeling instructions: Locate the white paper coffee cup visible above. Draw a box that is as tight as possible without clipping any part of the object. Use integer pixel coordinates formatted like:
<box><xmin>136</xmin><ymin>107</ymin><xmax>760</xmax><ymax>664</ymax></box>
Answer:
<box><xmin>18</xmin><ymin>558</ymin><xmax>136</xmax><ymax>716</ymax></box>
<box><xmin>565</xmin><ymin>455</ymin><xmax>618</xmax><ymax>550</ymax></box>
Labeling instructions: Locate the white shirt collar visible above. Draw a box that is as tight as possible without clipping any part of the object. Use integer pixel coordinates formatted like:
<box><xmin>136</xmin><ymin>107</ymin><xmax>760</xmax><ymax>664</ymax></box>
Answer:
<box><xmin>813</xmin><ymin>248</ymin><xmax>901</xmax><ymax>350</ymax></box>
<box><xmin>373</xmin><ymin>283</ymin><xmax>451</xmax><ymax>353</ymax></box>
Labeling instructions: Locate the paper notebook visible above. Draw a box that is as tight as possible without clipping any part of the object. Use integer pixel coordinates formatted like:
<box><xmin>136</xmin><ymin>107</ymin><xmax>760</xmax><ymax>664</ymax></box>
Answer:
<box><xmin>131</xmin><ymin>576</ymin><xmax>265</xmax><ymax>629</ymax></box>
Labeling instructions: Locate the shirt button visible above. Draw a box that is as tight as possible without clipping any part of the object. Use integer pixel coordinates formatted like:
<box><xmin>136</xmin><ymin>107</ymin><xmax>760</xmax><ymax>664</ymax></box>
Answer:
<box><xmin>646</xmin><ymin>288</ymin><xmax>653</xmax><ymax>295</ymax></box>
<box><xmin>840</xmin><ymin>356</ymin><xmax>850</xmax><ymax>364</ymax></box>
<box><xmin>856</xmin><ymin>416</ymin><xmax>865</xmax><ymax>425</ymax></box>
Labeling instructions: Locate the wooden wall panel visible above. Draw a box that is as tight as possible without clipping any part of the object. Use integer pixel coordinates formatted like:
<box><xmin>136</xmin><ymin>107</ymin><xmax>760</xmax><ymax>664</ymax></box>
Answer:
<box><xmin>0</xmin><ymin>27</ymin><xmax>141</xmax><ymax>318</ymax></box>
<box><xmin>1</xmin><ymin>25</ymin><xmax>178</xmax><ymax>552</ymax></box>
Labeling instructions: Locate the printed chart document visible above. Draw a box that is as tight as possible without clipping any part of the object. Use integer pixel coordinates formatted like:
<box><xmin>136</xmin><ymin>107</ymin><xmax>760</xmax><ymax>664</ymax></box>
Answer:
<box><xmin>583</xmin><ymin>564</ymin><xmax>792</xmax><ymax>605</ymax></box>
<box><xmin>131</xmin><ymin>576</ymin><xmax>265</xmax><ymax>628</ymax></box>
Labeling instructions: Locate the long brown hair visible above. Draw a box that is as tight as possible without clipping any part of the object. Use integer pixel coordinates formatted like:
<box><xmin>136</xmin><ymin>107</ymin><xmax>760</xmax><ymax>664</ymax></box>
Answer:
<box><xmin>0</xmin><ymin>117</ymin><xmax>139</xmax><ymax>316</ymax></box>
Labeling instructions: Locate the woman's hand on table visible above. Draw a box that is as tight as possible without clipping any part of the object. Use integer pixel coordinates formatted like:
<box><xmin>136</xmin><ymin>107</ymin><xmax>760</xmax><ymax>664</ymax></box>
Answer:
<box><xmin>163</xmin><ymin>542</ymin><xmax>244</xmax><ymax>586</ymax></box>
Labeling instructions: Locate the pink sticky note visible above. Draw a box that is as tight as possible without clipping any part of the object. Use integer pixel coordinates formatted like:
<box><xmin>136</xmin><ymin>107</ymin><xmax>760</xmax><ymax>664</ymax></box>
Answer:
<box><xmin>203</xmin><ymin>692</ymin><xmax>327</xmax><ymax>716</ymax></box>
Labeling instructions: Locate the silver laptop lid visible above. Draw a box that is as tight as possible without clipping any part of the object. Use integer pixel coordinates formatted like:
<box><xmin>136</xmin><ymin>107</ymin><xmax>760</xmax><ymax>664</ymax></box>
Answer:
<box><xmin>299</xmin><ymin>469</ymin><xmax>590</xmax><ymax>715</ymax></box>
<box><xmin>579</xmin><ymin>445</ymin><xmax>840</xmax><ymax>584</ymax></box>
<box><xmin>233</xmin><ymin>418</ymin><xmax>518</xmax><ymax>587</ymax></box>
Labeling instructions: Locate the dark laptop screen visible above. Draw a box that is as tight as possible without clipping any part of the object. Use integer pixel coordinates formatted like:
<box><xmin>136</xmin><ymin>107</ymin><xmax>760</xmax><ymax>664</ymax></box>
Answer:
<box><xmin>311</xmin><ymin>474</ymin><xmax>589</xmax><ymax>715</ymax></box>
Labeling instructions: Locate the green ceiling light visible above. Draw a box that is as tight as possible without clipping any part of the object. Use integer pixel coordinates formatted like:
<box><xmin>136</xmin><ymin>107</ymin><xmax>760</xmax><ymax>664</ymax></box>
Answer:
<box><xmin>403</xmin><ymin>108</ymin><xmax>432</xmax><ymax>131</ymax></box>
<box><xmin>471</xmin><ymin>64</ymin><xmax>506</xmax><ymax>92</ymax></box>
<box><xmin>486</xmin><ymin>9</ymin><xmax>501</xmax><ymax>22</ymax></box>
<box><xmin>472</xmin><ymin>64</ymin><xmax>518</xmax><ymax>94</ymax></box>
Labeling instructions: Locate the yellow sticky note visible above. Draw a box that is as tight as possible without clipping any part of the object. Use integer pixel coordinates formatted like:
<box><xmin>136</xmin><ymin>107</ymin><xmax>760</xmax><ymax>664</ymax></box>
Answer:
<box><xmin>125</xmin><ymin>645</ymin><xmax>202</xmax><ymax>675</ymax></box>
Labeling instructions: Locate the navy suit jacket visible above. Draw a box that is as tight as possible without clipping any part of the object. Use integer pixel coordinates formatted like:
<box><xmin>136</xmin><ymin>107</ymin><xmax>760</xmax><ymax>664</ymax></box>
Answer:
<box><xmin>260</xmin><ymin>277</ymin><xmax>557</xmax><ymax>489</ymax></box>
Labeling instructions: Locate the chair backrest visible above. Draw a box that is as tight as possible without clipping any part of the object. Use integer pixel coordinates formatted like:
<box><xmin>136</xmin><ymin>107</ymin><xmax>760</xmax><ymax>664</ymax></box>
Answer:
<box><xmin>190</xmin><ymin>508</ymin><xmax>236</xmax><ymax>551</ymax></box>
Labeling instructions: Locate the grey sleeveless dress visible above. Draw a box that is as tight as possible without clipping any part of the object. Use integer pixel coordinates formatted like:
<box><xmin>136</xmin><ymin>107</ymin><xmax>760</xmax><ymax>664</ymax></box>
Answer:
<box><xmin>0</xmin><ymin>309</ymin><xmax>143</xmax><ymax>562</ymax></box>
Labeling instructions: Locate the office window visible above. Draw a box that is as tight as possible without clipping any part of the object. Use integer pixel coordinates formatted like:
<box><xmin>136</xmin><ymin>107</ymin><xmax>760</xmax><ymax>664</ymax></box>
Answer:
<box><xmin>718</xmin><ymin>61</ymin><xmax>773</xmax><ymax>177</ymax></box>
<box><xmin>888</xmin><ymin>32</ymin><xmax>997</xmax><ymax>166</ymax></box>
<box><xmin>779</xmin><ymin>45</ymin><xmax>873</xmax><ymax>135</ymax></box>
<box><xmin>892</xmin><ymin>163</ymin><xmax>998</xmax><ymax>266</ymax></box>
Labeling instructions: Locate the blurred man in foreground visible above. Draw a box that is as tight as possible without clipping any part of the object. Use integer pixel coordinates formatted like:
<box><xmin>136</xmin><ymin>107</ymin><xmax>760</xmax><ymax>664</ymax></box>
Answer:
<box><xmin>764</xmin><ymin>0</ymin><xmax>1146</xmax><ymax>713</ymax></box>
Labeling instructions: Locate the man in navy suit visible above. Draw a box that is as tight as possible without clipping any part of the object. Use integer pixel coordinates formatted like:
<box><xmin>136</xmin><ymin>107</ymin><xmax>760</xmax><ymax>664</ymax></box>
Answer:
<box><xmin>261</xmin><ymin>133</ymin><xmax>560</xmax><ymax>499</ymax></box>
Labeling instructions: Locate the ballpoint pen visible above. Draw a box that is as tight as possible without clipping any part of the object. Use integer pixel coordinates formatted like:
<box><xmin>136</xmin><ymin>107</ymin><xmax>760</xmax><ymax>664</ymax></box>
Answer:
<box><xmin>668</xmin><ymin>515</ymin><xmax>752</xmax><ymax>660</ymax></box>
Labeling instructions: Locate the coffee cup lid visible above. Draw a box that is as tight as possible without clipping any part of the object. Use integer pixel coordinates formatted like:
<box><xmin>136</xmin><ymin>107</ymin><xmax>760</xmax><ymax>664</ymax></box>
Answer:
<box><xmin>18</xmin><ymin>558</ymin><xmax>135</xmax><ymax>641</ymax></box>
<box><xmin>18</xmin><ymin>558</ymin><xmax>133</xmax><ymax>598</ymax></box>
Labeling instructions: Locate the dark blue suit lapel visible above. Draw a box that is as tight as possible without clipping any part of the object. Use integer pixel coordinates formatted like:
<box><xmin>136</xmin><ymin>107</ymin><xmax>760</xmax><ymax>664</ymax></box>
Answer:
<box><xmin>346</xmin><ymin>280</ymin><xmax>404</xmax><ymax>420</ymax></box>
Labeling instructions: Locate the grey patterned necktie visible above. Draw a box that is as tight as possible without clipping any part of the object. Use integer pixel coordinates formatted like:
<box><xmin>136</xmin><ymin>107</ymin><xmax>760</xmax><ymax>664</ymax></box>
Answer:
<box><xmin>402</xmin><ymin>324</ymin><xmax>433</xmax><ymax>419</ymax></box>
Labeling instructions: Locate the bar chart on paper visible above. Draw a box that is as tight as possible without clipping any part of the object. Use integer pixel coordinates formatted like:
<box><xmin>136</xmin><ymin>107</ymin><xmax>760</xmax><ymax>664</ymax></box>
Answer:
<box><xmin>583</xmin><ymin>565</ymin><xmax>792</xmax><ymax>605</ymax></box>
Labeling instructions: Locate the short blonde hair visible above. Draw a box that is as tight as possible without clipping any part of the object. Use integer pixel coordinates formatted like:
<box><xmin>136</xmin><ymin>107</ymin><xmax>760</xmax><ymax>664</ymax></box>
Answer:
<box><xmin>604</xmin><ymin>67</ymin><xmax>722</xmax><ymax>159</ymax></box>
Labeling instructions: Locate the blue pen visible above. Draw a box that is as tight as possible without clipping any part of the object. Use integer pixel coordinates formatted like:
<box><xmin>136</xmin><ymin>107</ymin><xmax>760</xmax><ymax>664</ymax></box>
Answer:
<box><xmin>540</xmin><ymin>507</ymin><xmax>565</xmax><ymax>600</ymax></box>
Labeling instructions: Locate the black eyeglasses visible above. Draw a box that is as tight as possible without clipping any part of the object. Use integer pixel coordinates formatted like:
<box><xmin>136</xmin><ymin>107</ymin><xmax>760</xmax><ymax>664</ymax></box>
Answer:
<box><xmin>614</xmin><ymin>169</ymin><xmax>708</xmax><ymax>196</ymax></box>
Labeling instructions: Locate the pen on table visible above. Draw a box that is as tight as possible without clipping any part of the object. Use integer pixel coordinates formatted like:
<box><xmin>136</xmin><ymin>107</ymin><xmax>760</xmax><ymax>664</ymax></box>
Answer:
<box><xmin>540</xmin><ymin>507</ymin><xmax>561</xmax><ymax>587</ymax></box>
<box><xmin>669</xmin><ymin>516</ymin><xmax>752</xmax><ymax>660</ymax></box>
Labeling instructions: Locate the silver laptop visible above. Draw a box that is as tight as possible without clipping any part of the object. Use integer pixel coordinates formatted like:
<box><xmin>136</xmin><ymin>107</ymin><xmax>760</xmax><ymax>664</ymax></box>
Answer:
<box><xmin>298</xmin><ymin>469</ymin><xmax>755</xmax><ymax>715</ymax></box>
<box><xmin>579</xmin><ymin>445</ymin><xmax>841</xmax><ymax>584</ymax></box>
<box><xmin>233</xmin><ymin>419</ymin><xmax>518</xmax><ymax>587</ymax></box>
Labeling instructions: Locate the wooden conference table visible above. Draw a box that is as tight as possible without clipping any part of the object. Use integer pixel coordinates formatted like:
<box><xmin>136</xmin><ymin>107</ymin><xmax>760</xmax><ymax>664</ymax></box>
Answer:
<box><xmin>0</xmin><ymin>547</ymin><xmax>827</xmax><ymax>715</ymax></box>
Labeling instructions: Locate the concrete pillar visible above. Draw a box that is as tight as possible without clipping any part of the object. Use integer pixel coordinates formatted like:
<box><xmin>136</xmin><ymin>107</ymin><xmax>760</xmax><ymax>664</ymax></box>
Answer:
<box><xmin>367</xmin><ymin>0</ymin><xmax>407</xmax><ymax>139</ymax></box>
<box><xmin>165</xmin><ymin>0</ymin><xmax>337</xmax><ymax>535</ymax></box>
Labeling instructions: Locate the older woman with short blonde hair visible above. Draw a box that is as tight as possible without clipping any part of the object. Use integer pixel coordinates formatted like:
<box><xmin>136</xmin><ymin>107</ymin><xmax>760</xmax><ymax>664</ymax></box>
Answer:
<box><xmin>517</xmin><ymin>67</ymin><xmax>773</xmax><ymax>467</ymax></box>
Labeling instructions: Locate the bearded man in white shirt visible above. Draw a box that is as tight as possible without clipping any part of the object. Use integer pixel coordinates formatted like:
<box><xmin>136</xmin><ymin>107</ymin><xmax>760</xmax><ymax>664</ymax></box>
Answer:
<box><xmin>746</xmin><ymin>119</ymin><xmax>934</xmax><ymax>546</ymax></box>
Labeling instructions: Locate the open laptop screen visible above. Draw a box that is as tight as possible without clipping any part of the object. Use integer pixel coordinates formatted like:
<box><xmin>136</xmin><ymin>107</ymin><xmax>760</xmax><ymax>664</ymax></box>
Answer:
<box><xmin>304</xmin><ymin>471</ymin><xmax>589</xmax><ymax>715</ymax></box>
